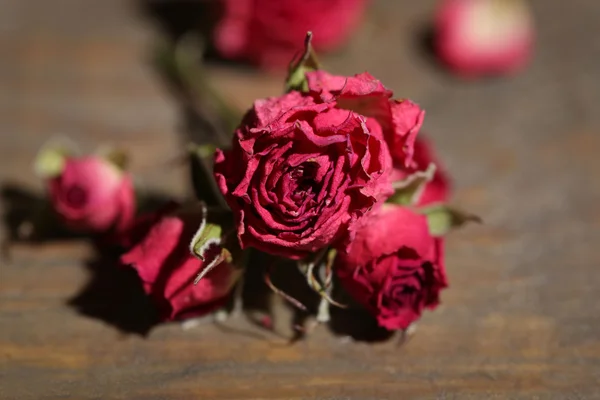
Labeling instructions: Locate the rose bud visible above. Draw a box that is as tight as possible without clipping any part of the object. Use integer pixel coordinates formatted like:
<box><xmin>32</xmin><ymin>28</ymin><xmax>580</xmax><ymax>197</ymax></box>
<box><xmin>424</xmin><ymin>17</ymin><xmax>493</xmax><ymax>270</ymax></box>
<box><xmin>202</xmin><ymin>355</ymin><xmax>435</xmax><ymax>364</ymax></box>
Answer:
<box><xmin>121</xmin><ymin>209</ymin><xmax>239</xmax><ymax>322</ymax></box>
<box><xmin>46</xmin><ymin>155</ymin><xmax>135</xmax><ymax>234</ymax></box>
<box><xmin>214</xmin><ymin>89</ymin><xmax>393</xmax><ymax>260</ymax></box>
<box><xmin>335</xmin><ymin>205</ymin><xmax>448</xmax><ymax>330</ymax></box>
<box><xmin>214</xmin><ymin>0</ymin><xmax>368</xmax><ymax>69</ymax></box>
<box><xmin>434</xmin><ymin>0</ymin><xmax>534</xmax><ymax>77</ymax></box>
<box><xmin>306</xmin><ymin>71</ymin><xmax>425</xmax><ymax>168</ymax></box>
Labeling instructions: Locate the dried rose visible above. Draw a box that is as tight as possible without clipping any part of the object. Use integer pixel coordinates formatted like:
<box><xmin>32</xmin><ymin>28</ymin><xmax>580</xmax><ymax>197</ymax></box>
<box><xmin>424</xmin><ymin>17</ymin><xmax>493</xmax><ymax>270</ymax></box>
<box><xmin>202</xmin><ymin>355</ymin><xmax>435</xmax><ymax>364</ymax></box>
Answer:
<box><xmin>214</xmin><ymin>0</ymin><xmax>367</xmax><ymax>69</ymax></box>
<box><xmin>121</xmin><ymin>209</ymin><xmax>238</xmax><ymax>321</ymax></box>
<box><xmin>336</xmin><ymin>205</ymin><xmax>448</xmax><ymax>330</ymax></box>
<box><xmin>338</xmin><ymin>135</ymin><xmax>452</xmax><ymax>330</ymax></box>
<box><xmin>306</xmin><ymin>71</ymin><xmax>425</xmax><ymax>168</ymax></box>
<box><xmin>434</xmin><ymin>0</ymin><xmax>534</xmax><ymax>77</ymax></box>
<box><xmin>214</xmin><ymin>90</ymin><xmax>393</xmax><ymax>259</ymax></box>
<box><xmin>47</xmin><ymin>156</ymin><xmax>135</xmax><ymax>233</ymax></box>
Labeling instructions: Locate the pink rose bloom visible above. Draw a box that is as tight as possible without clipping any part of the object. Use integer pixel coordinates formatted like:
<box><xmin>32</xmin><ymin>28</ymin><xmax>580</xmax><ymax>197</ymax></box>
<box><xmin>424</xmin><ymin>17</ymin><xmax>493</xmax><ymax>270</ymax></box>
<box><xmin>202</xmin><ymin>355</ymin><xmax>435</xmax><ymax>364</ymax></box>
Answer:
<box><xmin>214</xmin><ymin>90</ymin><xmax>393</xmax><ymax>260</ymax></box>
<box><xmin>48</xmin><ymin>156</ymin><xmax>135</xmax><ymax>233</ymax></box>
<box><xmin>336</xmin><ymin>206</ymin><xmax>448</xmax><ymax>330</ymax></box>
<box><xmin>306</xmin><ymin>71</ymin><xmax>425</xmax><ymax>168</ymax></box>
<box><xmin>121</xmin><ymin>209</ymin><xmax>238</xmax><ymax>321</ymax></box>
<box><xmin>214</xmin><ymin>0</ymin><xmax>368</xmax><ymax>69</ymax></box>
<box><xmin>435</xmin><ymin>0</ymin><xmax>534</xmax><ymax>77</ymax></box>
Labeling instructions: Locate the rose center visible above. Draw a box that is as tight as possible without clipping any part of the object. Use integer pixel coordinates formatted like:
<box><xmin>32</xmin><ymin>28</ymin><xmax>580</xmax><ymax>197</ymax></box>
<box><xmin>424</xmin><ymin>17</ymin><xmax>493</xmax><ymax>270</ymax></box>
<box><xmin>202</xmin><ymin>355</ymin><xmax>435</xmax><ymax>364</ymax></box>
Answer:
<box><xmin>387</xmin><ymin>273</ymin><xmax>424</xmax><ymax>305</ymax></box>
<box><xmin>65</xmin><ymin>185</ymin><xmax>88</xmax><ymax>208</ymax></box>
<box><xmin>289</xmin><ymin>163</ymin><xmax>318</xmax><ymax>203</ymax></box>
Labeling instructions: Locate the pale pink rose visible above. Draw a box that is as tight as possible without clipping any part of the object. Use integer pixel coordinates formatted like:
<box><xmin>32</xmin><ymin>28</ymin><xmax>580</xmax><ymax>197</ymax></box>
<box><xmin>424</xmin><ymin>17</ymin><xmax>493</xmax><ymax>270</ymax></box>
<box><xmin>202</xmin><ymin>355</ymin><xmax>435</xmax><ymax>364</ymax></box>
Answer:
<box><xmin>435</xmin><ymin>0</ymin><xmax>534</xmax><ymax>77</ymax></box>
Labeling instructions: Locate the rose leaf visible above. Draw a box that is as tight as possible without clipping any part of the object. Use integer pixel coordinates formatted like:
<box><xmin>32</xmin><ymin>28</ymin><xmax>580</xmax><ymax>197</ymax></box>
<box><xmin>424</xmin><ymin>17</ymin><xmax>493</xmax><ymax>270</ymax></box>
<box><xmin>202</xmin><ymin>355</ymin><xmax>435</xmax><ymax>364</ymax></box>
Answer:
<box><xmin>34</xmin><ymin>147</ymin><xmax>69</xmax><ymax>179</ymax></box>
<box><xmin>189</xmin><ymin>214</ymin><xmax>233</xmax><ymax>284</ymax></box>
<box><xmin>421</xmin><ymin>205</ymin><xmax>482</xmax><ymax>237</ymax></box>
<box><xmin>190</xmin><ymin>221</ymin><xmax>223</xmax><ymax>262</ymax></box>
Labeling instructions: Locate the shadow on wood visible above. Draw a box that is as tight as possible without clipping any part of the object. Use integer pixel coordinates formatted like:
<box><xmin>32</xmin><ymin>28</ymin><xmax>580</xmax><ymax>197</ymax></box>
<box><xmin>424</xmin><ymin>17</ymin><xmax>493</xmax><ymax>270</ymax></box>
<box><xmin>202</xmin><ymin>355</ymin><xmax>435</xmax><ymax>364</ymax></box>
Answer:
<box><xmin>1</xmin><ymin>181</ymin><xmax>175</xmax><ymax>245</ymax></box>
<box><xmin>253</xmin><ymin>254</ymin><xmax>395</xmax><ymax>343</ymax></box>
<box><xmin>415</xmin><ymin>24</ymin><xmax>437</xmax><ymax>64</ymax></box>
<box><xmin>67</xmin><ymin>247</ymin><xmax>160</xmax><ymax>336</ymax></box>
<box><xmin>0</xmin><ymin>182</ymin><xmax>83</xmax><ymax>248</ymax></box>
<box><xmin>138</xmin><ymin>0</ymin><xmax>222</xmax><ymax>42</ymax></box>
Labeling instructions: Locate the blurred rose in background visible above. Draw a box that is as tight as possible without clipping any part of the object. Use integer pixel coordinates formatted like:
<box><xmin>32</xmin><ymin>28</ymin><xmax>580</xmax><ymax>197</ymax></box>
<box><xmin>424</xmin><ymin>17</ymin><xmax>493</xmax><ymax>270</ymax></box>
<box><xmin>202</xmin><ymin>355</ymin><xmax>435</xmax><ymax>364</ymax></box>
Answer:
<box><xmin>434</xmin><ymin>0</ymin><xmax>534</xmax><ymax>77</ymax></box>
<box><xmin>214</xmin><ymin>0</ymin><xmax>368</xmax><ymax>69</ymax></box>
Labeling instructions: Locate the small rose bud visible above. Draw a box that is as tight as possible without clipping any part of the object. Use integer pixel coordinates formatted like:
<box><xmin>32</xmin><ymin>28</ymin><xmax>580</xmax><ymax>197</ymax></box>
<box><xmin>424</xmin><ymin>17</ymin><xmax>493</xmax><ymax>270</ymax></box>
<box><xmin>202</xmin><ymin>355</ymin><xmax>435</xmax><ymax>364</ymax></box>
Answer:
<box><xmin>336</xmin><ymin>206</ymin><xmax>448</xmax><ymax>331</ymax></box>
<box><xmin>434</xmin><ymin>0</ymin><xmax>534</xmax><ymax>77</ymax></box>
<box><xmin>45</xmin><ymin>155</ymin><xmax>135</xmax><ymax>234</ymax></box>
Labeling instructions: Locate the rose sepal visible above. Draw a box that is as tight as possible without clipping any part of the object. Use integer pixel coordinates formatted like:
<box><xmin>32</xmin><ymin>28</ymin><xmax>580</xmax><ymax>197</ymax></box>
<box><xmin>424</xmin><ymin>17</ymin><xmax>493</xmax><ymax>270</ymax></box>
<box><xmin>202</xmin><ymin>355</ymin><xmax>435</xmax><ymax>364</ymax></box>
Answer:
<box><xmin>285</xmin><ymin>31</ymin><xmax>320</xmax><ymax>93</ymax></box>
<box><xmin>189</xmin><ymin>202</ymin><xmax>241</xmax><ymax>285</ymax></box>
<box><xmin>418</xmin><ymin>204</ymin><xmax>482</xmax><ymax>236</ymax></box>
<box><xmin>387</xmin><ymin>163</ymin><xmax>437</xmax><ymax>206</ymax></box>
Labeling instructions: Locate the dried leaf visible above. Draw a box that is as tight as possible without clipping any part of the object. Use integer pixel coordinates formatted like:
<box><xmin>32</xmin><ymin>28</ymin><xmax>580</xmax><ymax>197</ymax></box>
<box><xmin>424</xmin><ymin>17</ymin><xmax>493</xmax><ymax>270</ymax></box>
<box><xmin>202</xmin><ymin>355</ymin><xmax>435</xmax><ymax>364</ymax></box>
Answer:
<box><xmin>96</xmin><ymin>146</ymin><xmax>129</xmax><ymax>170</ymax></box>
<box><xmin>421</xmin><ymin>205</ymin><xmax>482</xmax><ymax>236</ymax></box>
<box><xmin>285</xmin><ymin>31</ymin><xmax>320</xmax><ymax>92</ymax></box>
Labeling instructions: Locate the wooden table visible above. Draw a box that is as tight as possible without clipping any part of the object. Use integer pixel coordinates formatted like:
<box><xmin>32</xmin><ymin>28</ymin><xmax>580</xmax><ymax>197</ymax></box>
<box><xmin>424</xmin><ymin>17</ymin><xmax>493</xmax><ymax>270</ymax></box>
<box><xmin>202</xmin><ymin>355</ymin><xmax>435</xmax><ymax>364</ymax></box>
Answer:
<box><xmin>1</xmin><ymin>0</ymin><xmax>599</xmax><ymax>398</ymax></box>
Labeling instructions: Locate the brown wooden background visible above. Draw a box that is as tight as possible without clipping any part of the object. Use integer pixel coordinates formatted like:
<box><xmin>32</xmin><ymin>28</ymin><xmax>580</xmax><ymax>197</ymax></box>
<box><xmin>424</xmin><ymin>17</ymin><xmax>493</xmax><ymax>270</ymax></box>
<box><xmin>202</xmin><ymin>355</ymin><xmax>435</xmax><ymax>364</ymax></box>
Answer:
<box><xmin>1</xmin><ymin>0</ymin><xmax>600</xmax><ymax>398</ymax></box>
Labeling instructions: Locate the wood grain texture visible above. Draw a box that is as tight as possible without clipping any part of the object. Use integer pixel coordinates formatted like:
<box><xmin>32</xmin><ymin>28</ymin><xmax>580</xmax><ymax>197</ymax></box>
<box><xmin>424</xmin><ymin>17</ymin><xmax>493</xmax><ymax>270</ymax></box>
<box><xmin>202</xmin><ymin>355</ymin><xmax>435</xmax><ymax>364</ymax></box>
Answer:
<box><xmin>1</xmin><ymin>0</ymin><xmax>600</xmax><ymax>399</ymax></box>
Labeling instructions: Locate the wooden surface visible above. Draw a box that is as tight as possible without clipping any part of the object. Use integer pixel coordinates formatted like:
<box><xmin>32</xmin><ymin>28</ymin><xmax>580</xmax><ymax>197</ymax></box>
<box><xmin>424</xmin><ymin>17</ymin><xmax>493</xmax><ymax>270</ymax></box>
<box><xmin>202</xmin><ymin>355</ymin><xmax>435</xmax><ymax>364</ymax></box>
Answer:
<box><xmin>1</xmin><ymin>0</ymin><xmax>600</xmax><ymax>398</ymax></box>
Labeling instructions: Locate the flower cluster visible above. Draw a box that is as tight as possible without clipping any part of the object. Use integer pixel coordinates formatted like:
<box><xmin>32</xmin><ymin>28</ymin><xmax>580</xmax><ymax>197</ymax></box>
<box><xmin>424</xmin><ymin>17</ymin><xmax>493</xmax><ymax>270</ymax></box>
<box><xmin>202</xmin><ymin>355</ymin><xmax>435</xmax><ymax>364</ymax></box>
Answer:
<box><xmin>34</xmin><ymin>34</ymin><xmax>478</xmax><ymax>337</ymax></box>
<box><xmin>213</xmin><ymin>52</ymin><xmax>462</xmax><ymax>329</ymax></box>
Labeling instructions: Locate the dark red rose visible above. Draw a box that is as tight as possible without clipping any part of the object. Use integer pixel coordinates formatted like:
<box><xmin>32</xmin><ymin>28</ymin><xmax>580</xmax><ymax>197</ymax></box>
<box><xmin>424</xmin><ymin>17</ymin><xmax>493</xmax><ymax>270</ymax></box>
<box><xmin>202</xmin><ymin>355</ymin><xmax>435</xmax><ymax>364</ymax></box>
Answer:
<box><xmin>306</xmin><ymin>71</ymin><xmax>425</xmax><ymax>168</ymax></box>
<box><xmin>48</xmin><ymin>156</ymin><xmax>135</xmax><ymax>233</ymax></box>
<box><xmin>121</xmin><ymin>209</ymin><xmax>238</xmax><ymax>321</ymax></box>
<box><xmin>336</xmin><ymin>205</ymin><xmax>448</xmax><ymax>330</ymax></box>
<box><xmin>214</xmin><ymin>90</ymin><xmax>393</xmax><ymax>259</ymax></box>
<box><xmin>214</xmin><ymin>0</ymin><xmax>368</xmax><ymax>69</ymax></box>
